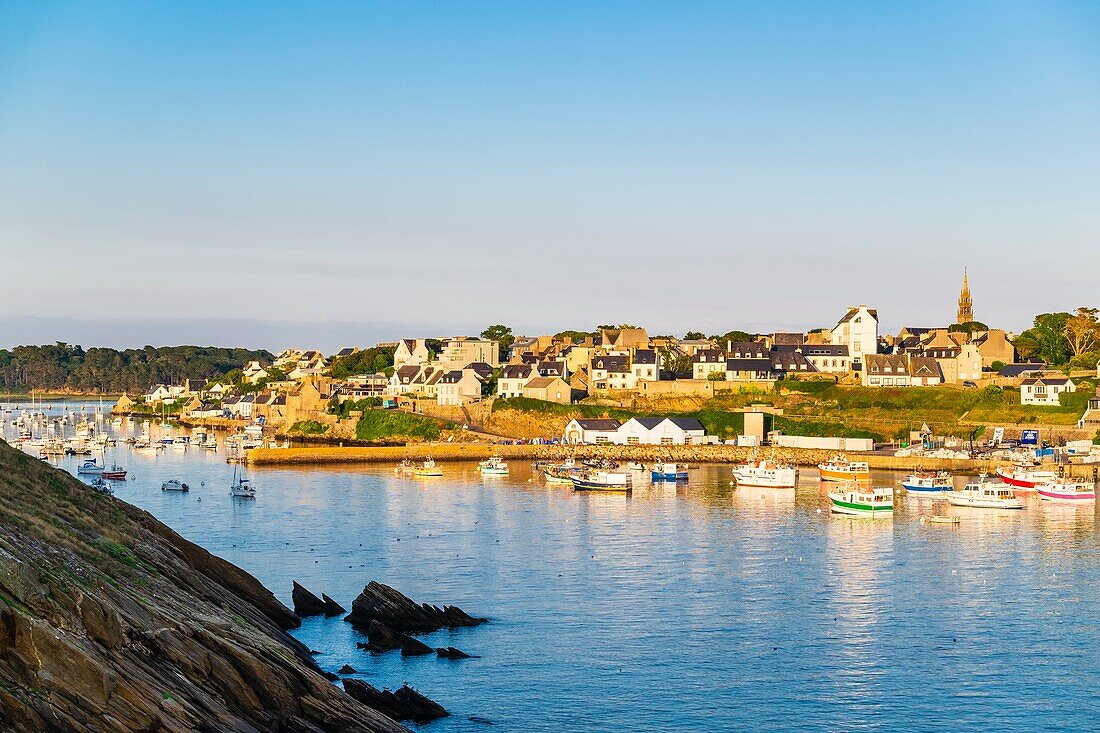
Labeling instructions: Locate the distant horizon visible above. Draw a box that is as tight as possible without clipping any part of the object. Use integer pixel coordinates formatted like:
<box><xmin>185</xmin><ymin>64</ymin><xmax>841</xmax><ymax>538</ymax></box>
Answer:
<box><xmin>0</xmin><ymin>296</ymin><xmax>1049</xmax><ymax>354</ymax></box>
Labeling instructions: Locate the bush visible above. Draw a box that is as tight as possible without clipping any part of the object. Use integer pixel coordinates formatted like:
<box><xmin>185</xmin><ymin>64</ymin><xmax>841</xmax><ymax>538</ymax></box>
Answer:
<box><xmin>290</xmin><ymin>420</ymin><xmax>329</xmax><ymax>435</ymax></box>
<box><xmin>706</xmin><ymin>371</ymin><xmax>727</xmax><ymax>381</ymax></box>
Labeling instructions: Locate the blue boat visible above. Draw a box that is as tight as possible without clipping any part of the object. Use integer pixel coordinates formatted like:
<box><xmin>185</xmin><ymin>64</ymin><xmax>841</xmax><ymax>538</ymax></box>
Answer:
<box><xmin>651</xmin><ymin>462</ymin><xmax>688</xmax><ymax>482</ymax></box>
<box><xmin>900</xmin><ymin>471</ymin><xmax>953</xmax><ymax>494</ymax></box>
<box><xmin>571</xmin><ymin>470</ymin><xmax>632</xmax><ymax>491</ymax></box>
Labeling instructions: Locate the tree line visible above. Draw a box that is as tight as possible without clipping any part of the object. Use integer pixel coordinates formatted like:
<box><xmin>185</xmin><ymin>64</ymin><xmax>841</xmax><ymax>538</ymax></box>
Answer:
<box><xmin>0</xmin><ymin>344</ymin><xmax>273</xmax><ymax>393</ymax></box>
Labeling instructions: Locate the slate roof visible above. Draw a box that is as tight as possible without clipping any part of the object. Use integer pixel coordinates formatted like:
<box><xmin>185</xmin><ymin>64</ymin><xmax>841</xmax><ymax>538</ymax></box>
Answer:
<box><xmin>591</xmin><ymin>355</ymin><xmax>630</xmax><ymax>373</ymax></box>
<box><xmin>632</xmin><ymin>349</ymin><xmax>657</xmax><ymax>365</ymax></box>
<box><xmin>572</xmin><ymin>418</ymin><xmax>622</xmax><ymax>430</ymax></box>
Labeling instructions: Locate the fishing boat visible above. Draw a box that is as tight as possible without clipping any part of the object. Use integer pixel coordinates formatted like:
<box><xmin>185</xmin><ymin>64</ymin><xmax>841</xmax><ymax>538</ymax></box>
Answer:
<box><xmin>827</xmin><ymin>483</ymin><xmax>893</xmax><ymax>517</ymax></box>
<box><xmin>900</xmin><ymin>470</ymin><xmax>953</xmax><ymax>495</ymax></box>
<box><xmin>89</xmin><ymin>477</ymin><xmax>113</xmax><ymax>496</ymax></box>
<box><xmin>1036</xmin><ymin>479</ymin><xmax>1096</xmax><ymax>504</ymax></box>
<box><xmin>230</xmin><ymin>464</ymin><xmax>256</xmax><ymax>498</ymax></box>
<box><xmin>651</xmin><ymin>462</ymin><xmax>688</xmax><ymax>482</ymax></box>
<box><xmin>571</xmin><ymin>470</ymin><xmax>632</xmax><ymax>491</ymax></box>
<box><xmin>818</xmin><ymin>455</ymin><xmax>870</xmax><ymax>482</ymax></box>
<box><xmin>161</xmin><ymin>479</ymin><xmax>190</xmax><ymax>492</ymax></box>
<box><xmin>996</xmin><ymin>464</ymin><xmax>1057</xmax><ymax>492</ymax></box>
<box><xmin>924</xmin><ymin>515</ymin><xmax>960</xmax><ymax>525</ymax></box>
<box><xmin>544</xmin><ymin>459</ymin><xmax>580</xmax><ymax>484</ymax></box>
<box><xmin>413</xmin><ymin>458</ymin><xmax>443</xmax><ymax>477</ymax></box>
<box><xmin>732</xmin><ymin>459</ymin><xmax>798</xmax><ymax>488</ymax></box>
<box><xmin>395</xmin><ymin>458</ymin><xmax>415</xmax><ymax>473</ymax></box>
<box><xmin>946</xmin><ymin>480</ymin><xmax>1023</xmax><ymax>509</ymax></box>
<box><xmin>76</xmin><ymin>459</ymin><xmax>104</xmax><ymax>476</ymax></box>
<box><xmin>101</xmin><ymin>465</ymin><xmax>127</xmax><ymax>481</ymax></box>
<box><xmin>478</xmin><ymin>457</ymin><xmax>510</xmax><ymax>475</ymax></box>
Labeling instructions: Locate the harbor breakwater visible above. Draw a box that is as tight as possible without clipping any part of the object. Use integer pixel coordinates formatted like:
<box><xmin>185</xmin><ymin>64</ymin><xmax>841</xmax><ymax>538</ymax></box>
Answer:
<box><xmin>249</xmin><ymin>444</ymin><xmax>1100</xmax><ymax>478</ymax></box>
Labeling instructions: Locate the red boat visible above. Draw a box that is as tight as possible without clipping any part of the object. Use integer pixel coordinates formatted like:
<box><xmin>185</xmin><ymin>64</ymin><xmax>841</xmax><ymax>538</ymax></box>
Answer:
<box><xmin>996</xmin><ymin>465</ymin><xmax>1056</xmax><ymax>492</ymax></box>
<box><xmin>101</xmin><ymin>465</ymin><xmax>127</xmax><ymax>481</ymax></box>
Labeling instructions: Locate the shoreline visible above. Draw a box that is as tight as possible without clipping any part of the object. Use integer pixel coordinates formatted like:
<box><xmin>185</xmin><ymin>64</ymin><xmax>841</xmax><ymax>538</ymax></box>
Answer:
<box><xmin>247</xmin><ymin>444</ymin><xmax>1100</xmax><ymax>477</ymax></box>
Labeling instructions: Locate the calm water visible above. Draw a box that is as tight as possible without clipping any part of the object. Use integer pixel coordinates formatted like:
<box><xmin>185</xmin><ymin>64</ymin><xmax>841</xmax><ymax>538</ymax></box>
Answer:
<box><xmin>7</xmin><ymin>408</ymin><xmax>1100</xmax><ymax>731</ymax></box>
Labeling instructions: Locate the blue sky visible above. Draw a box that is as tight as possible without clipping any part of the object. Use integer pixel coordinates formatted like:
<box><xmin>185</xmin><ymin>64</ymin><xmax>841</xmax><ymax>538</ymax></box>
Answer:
<box><xmin>1</xmin><ymin>1</ymin><xmax>1098</xmax><ymax>351</ymax></box>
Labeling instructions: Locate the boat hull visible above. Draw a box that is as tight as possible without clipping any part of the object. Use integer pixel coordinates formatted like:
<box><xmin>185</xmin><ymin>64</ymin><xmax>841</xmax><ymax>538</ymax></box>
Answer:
<box><xmin>828</xmin><ymin>496</ymin><xmax>893</xmax><ymax>517</ymax></box>
<box><xmin>945</xmin><ymin>497</ymin><xmax>1023</xmax><ymax>510</ymax></box>
<box><xmin>413</xmin><ymin>470</ymin><xmax>442</xmax><ymax>477</ymax></box>
<box><xmin>651</xmin><ymin>471</ymin><xmax>688</xmax><ymax>482</ymax></box>
<box><xmin>572</xmin><ymin>479</ymin><xmax>630</xmax><ymax>491</ymax></box>
<box><xmin>1036</xmin><ymin>488</ymin><xmax>1096</xmax><ymax>503</ymax></box>
<box><xmin>819</xmin><ymin>468</ymin><xmax>870</xmax><ymax>483</ymax></box>
<box><xmin>901</xmin><ymin>481</ymin><xmax>951</xmax><ymax>494</ymax></box>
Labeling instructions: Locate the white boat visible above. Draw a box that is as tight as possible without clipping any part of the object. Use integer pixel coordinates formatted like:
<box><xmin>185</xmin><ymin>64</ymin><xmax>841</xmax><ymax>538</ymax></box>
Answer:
<box><xmin>818</xmin><ymin>455</ymin><xmax>870</xmax><ymax>482</ymax></box>
<box><xmin>76</xmin><ymin>459</ymin><xmax>104</xmax><ymax>476</ymax></box>
<box><xmin>900</xmin><ymin>471</ymin><xmax>954</xmax><ymax>495</ymax></box>
<box><xmin>413</xmin><ymin>458</ymin><xmax>443</xmax><ymax>477</ymax></box>
<box><xmin>478</xmin><ymin>456</ymin><xmax>509</xmax><ymax>475</ymax></box>
<box><xmin>651</xmin><ymin>462</ymin><xmax>688</xmax><ymax>482</ymax></box>
<box><xmin>732</xmin><ymin>460</ymin><xmax>798</xmax><ymax>488</ymax></box>
<box><xmin>827</xmin><ymin>484</ymin><xmax>893</xmax><ymax>517</ymax></box>
<box><xmin>161</xmin><ymin>479</ymin><xmax>190</xmax><ymax>492</ymax></box>
<box><xmin>946</xmin><ymin>480</ymin><xmax>1024</xmax><ymax>509</ymax></box>
<box><xmin>89</xmin><ymin>477</ymin><xmax>113</xmax><ymax>495</ymax></box>
<box><xmin>1036</xmin><ymin>479</ymin><xmax>1096</xmax><ymax>504</ymax></box>
<box><xmin>230</xmin><ymin>465</ymin><xmax>256</xmax><ymax>498</ymax></box>
<box><xmin>996</xmin><ymin>465</ymin><xmax>1057</xmax><ymax>493</ymax></box>
<box><xmin>571</xmin><ymin>470</ymin><xmax>632</xmax><ymax>491</ymax></box>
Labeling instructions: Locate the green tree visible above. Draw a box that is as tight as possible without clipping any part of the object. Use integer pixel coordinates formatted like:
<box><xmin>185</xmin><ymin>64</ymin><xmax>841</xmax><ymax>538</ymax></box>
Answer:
<box><xmin>684</xmin><ymin>331</ymin><xmax>706</xmax><ymax>340</ymax></box>
<box><xmin>1064</xmin><ymin>307</ymin><xmax>1099</xmax><ymax>357</ymax></box>
<box><xmin>480</xmin><ymin>324</ymin><xmax>515</xmax><ymax>361</ymax></box>
<box><xmin>711</xmin><ymin>330</ymin><xmax>755</xmax><ymax>345</ymax></box>
<box><xmin>1015</xmin><ymin>313</ymin><xmax>1071</xmax><ymax>366</ymax></box>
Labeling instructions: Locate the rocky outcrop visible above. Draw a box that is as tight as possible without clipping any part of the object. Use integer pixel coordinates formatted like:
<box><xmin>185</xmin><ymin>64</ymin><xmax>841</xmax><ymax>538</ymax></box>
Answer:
<box><xmin>322</xmin><ymin>593</ymin><xmax>347</xmax><ymax>616</ymax></box>
<box><xmin>342</xmin><ymin>679</ymin><xmax>448</xmax><ymax>724</ymax></box>
<box><xmin>0</xmin><ymin>441</ymin><xmax>407</xmax><ymax>732</ymax></box>
<box><xmin>436</xmin><ymin>647</ymin><xmax>474</xmax><ymax>659</ymax></box>
<box><xmin>357</xmin><ymin>620</ymin><xmax>434</xmax><ymax>656</ymax></box>
<box><xmin>292</xmin><ymin>581</ymin><xmax>329</xmax><ymax>617</ymax></box>
<box><xmin>346</xmin><ymin>581</ymin><xmax>487</xmax><ymax>633</ymax></box>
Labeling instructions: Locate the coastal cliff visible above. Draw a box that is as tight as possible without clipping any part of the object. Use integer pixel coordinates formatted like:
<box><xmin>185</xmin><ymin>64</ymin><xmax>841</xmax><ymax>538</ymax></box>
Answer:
<box><xmin>0</xmin><ymin>440</ymin><xmax>406</xmax><ymax>733</ymax></box>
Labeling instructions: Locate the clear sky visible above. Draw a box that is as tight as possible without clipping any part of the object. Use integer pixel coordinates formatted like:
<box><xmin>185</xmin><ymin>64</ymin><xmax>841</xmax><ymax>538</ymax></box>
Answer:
<box><xmin>2</xmin><ymin>1</ymin><xmax>1098</xmax><ymax>351</ymax></box>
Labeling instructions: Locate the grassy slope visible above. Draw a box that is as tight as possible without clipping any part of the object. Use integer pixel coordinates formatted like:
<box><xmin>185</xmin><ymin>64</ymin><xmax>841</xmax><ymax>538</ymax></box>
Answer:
<box><xmin>355</xmin><ymin>409</ymin><xmax>443</xmax><ymax>441</ymax></box>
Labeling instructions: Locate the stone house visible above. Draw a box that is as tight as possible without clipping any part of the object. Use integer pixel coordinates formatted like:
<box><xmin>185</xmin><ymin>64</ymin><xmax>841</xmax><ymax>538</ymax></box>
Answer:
<box><xmin>521</xmin><ymin>376</ymin><xmax>571</xmax><ymax>404</ymax></box>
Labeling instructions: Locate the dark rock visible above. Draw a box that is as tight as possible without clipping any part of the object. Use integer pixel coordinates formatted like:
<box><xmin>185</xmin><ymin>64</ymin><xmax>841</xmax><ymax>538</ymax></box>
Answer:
<box><xmin>292</xmin><ymin>581</ymin><xmax>328</xmax><ymax>617</ymax></box>
<box><xmin>436</xmin><ymin>646</ymin><xmax>474</xmax><ymax>659</ymax></box>
<box><xmin>322</xmin><ymin>593</ymin><xmax>347</xmax><ymax>616</ymax></box>
<box><xmin>363</xmin><ymin>619</ymin><xmax>434</xmax><ymax>656</ymax></box>
<box><xmin>321</xmin><ymin>670</ymin><xmax>340</xmax><ymax>681</ymax></box>
<box><xmin>339</xmin><ymin>664</ymin><xmax>357</xmax><ymax>674</ymax></box>
<box><xmin>0</xmin><ymin>441</ymin><xmax>406</xmax><ymax>732</ymax></box>
<box><xmin>345</xmin><ymin>580</ymin><xmax>487</xmax><ymax>633</ymax></box>
<box><xmin>343</xmin><ymin>679</ymin><xmax>449</xmax><ymax>724</ymax></box>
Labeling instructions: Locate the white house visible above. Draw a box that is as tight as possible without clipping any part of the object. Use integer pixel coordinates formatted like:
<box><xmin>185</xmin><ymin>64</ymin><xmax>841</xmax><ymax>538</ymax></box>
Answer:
<box><xmin>831</xmin><ymin>305</ymin><xmax>878</xmax><ymax>367</ymax></box>
<box><xmin>242</xmin><ymin>361</ymin><xmax>270</xmax><ymax>383</ymax></box>
<box><xmin>437</xmin><ymin>369</ymin><xmax>483</xmax><ymax>406</ymax></box>
<box><xmin>143</xmin><ymin>384</ymin><xmax>172</xmax><ymax>403</ymax></box>
<box><xmin>631</xmin><ymin>349</ymin><xmax>660</xmax><ymax>383</ymax></box>
<box><xmin>692</xmin><ymin>349</ymin><xmax>727</xmax><ymax>380</ymax></box>
<box><xmin>615</xmin><ymin>417</ymin><xmax>707</xmax><ymax>445</ymax></box>
<box><xmin>590</xmin><ymin>355</ymin><xmax>634</xmax><ymax>391</ymax></box>
<box><xmin>862</xmin><ymin>354</ymin><xmax>910</xmax><ymax>387</ymax></box>
<box><xmin>563</xmin><ymin>418</ymin><xmax>622</xmax><ymax>445</ymax></box>
<box><xmin>801</xmin><ymin>344</ymin><xmax>851</xmax><ymax>373</ymax></box>
<box><xmin>393</xmin><ymin>339</ymin><xmax>431</xmax><ymax>369</ymax></box>
<box><xmin>1021</xmin><ymin>377</ymin><xmax>1076</xmax><ymax>405</ymax></box>
<box><xmin>497</xmin><ymin>364</ymin><xmax>534</xmax><ymax>398</ymax></box>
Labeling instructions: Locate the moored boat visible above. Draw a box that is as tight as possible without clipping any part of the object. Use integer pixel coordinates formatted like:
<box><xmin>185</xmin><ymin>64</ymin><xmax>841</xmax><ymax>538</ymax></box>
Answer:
<box><xmin>1036</xmin><ymin>479</ymin><xmax>1095</xmax><ymax>504</ymax></box>
<box><xmin>900</xmin><ymin>471</ymin><xmax>953</xmax><ymax>495</ymax></box>
<box><xmin>996</xmin><ymin>464</ymin><xmax>1057</xmax><ymax>493</ymax></box>
<box><xmin>827</xmin><ymin>483</ymin><xmax>893</xmax><ymax>517</ymax></box>
<box><xmin>946</xmin><ymin>480</ymin><xmax>1023</xmax><ymax>509</ymax></box>
<box><xmin>650</xmin><ymin>462</ymin><xmax>688</xmax><ymax>482</ymax></box>
<box><xmin>101</xmin><ymin>465</ymin><xmax>127</xmax><ymax>481</ymax></box>
<box><xmin>818</xmin><ymin>455</ymin><xmax>870</xmax><ymax>482</ymax></box>
<box><xmin>413</xmin><ymin>458</ymin><xmax>443</xmax><ymax>477</ymax></box>
<box><xmin>478</xmin><ymin>456</ymin><xmax>510</xmax><ymax>475</ymax></box>
<box><xmin>571</xmin><ymin>470</ymin><xmax>632</xmax><ymax>491</ymax></box>
<box><xmin>732</xmin><ymin>460</ymin><xmax>797</xmax><ymax>488</ymax></box>
<box><xmin>230</xmin><ymin>464</ymin><xmax>256</xmax><ymax>498</ymax></box>
<box><xmin>161</xmin><ymin>479</ymin><xmax>190</xmax><ymax>492</ymax></box>
<box><xmin>544</xmin><ymin>460</ymin><xmax>579</xmax><ymax>484</ymax></box>
<box><xmin>76</xmin><ymin>459</ymin><xmax>104</xmax><ymax>476</ymax></box>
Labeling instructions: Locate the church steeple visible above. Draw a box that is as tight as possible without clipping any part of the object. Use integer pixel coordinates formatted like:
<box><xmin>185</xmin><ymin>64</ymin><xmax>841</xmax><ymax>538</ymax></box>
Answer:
<box><xmin>957</xmin><ymin>269</ymin><xmax>973</xmax><ymax>324</ymax></box>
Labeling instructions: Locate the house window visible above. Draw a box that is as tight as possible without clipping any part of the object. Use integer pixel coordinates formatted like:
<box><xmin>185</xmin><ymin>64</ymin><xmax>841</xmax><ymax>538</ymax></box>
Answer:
<box><xmin>660</xmin><ymin>437</ymin><xmax>674</xmax><ymax>445</ymax></box>
<box><xmin>627</xmin><ymin>436</ymin><xmax>639</xmax><ymax>445</ymax></box>
<box><xmin>870</xmin><ymin>378</ymin><xmax>880</xmax><ymax>385</ymax></box>
<box><xmin>595</xmin><ymin>436</ymin><xmax>609</xmax><ymax>444</ymax></box>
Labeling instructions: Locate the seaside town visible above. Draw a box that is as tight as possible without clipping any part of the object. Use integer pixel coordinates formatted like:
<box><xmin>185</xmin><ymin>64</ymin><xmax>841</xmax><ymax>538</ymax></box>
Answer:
<box><xmin>63</xmin><ymin>271</ymin><xmax>1095</xmax><ymax>464</ymax></box>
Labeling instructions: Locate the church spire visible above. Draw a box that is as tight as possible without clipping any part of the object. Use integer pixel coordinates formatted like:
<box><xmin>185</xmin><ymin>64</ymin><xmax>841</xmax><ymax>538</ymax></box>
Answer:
<box><xmin>957</xmin><ymin>268</ymin><xmax>973</xmax><ymax>324</ymax></box>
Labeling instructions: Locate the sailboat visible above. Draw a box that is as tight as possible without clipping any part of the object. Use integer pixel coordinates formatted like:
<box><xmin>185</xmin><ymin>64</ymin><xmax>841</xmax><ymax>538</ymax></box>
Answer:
<box><xmin>230</xmin><ymin>464</ymin><xmax>256</xmax><ymax>498</ymax></box>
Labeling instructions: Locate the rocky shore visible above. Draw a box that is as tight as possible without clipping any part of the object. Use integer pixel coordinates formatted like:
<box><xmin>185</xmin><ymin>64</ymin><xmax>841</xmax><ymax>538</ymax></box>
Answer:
<box><xmin>0</xmin><ymin>439</ymin><xmax>408</xmax><ymax>732</ymax></box>
<box><xmin>248</xmin><ymin>444</ymin><xmax>1037</xmax><ymax>473</ymax></box>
